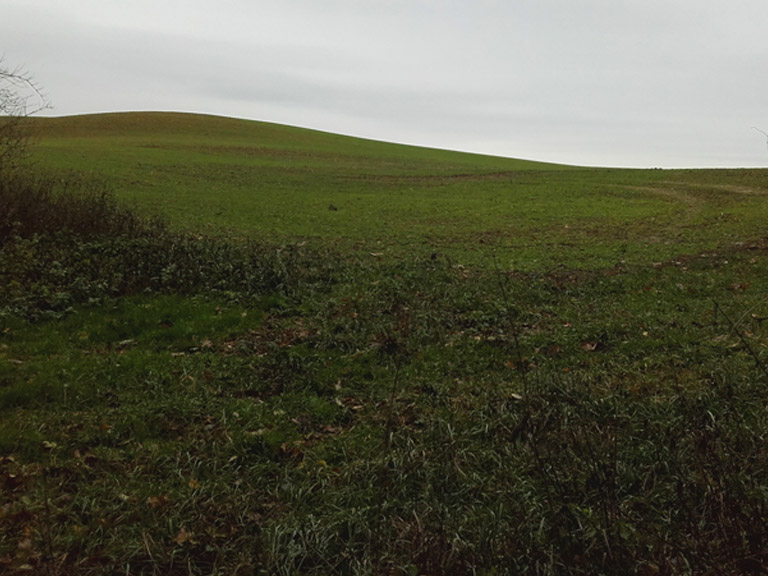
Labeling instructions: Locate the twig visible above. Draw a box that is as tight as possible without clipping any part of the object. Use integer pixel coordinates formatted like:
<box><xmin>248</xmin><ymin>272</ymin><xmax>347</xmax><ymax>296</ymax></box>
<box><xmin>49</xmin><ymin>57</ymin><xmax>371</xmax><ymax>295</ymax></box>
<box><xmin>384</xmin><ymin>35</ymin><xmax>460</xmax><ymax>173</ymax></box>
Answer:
<box><xmin>733</xmin><ymin>293</ymin><xmax>768</xmax><ymax>330</ymax></box>
<box><xmin>753</xmin><ymin>127</ymin><xmax>768</xmax><ymax>154</ymax></box>
<box><xmin>713</xmin><ymin>300</ymin><xmax>768</xmax><ymax>383</ymax></box>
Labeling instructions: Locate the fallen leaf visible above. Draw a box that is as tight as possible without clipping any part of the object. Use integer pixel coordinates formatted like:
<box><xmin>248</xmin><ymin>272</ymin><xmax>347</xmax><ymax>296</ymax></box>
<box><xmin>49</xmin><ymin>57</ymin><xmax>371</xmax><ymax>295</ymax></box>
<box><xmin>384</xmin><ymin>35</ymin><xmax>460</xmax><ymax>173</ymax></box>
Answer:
<box><xmin>147</xmin><ymin>494</ymin><xmax>169</xmax><ymax>509</ymax></box>
<box><xmin>174</xmin><ymin>528</ymin><xmax>190</xmax><ymax>545</ymax></box>
<box><xmin>545</xmin><ymin>344</ymin><xmax>561</xmax><ymax>356</ymax></box>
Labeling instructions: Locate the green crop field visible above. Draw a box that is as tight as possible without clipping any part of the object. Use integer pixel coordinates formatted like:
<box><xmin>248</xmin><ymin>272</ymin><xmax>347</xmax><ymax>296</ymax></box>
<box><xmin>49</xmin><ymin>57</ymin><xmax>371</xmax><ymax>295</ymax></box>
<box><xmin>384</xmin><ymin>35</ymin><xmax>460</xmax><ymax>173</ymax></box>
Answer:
<box><xmin>3</xmin><ymin>112</ymin><xmax>768</xmax><ymax>574</ymax></box>
<box><xmin>28</xmin><ymin>112</ymin><xmax>768</xmax><ymax>269</ymax></box>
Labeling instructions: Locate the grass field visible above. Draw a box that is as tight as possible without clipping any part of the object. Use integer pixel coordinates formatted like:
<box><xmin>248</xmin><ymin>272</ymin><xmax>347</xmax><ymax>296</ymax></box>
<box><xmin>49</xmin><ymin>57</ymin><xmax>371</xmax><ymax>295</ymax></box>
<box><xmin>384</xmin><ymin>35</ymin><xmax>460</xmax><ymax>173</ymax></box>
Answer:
<box><xmin>28</xmin><ymin>112</ymin><xmax>768</xmax><ymax>268</ymax></box>
<box><xmin>3</xmin><ymin>113</ymin><xmax>768</xmax><ymax>574</ymax></box>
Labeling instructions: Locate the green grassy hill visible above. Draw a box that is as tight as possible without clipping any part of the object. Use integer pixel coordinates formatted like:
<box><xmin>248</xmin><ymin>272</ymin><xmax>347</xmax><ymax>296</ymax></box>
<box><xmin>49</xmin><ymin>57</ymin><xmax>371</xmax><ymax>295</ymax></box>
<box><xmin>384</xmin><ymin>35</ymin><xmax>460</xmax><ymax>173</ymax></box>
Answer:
<box><xmin>28</xmin><ymin>112</ymin><xmax>768</xmax><ymax>269</ymax></box>
<box><xmin>5</xmin><ymin>112</ymin><xmax>768</xmax><ymax>574</ymax></box>
<box><xmin>28</xmin><ymin>112</ymin><xmax>570</xmax><ymax>259</ymax></box>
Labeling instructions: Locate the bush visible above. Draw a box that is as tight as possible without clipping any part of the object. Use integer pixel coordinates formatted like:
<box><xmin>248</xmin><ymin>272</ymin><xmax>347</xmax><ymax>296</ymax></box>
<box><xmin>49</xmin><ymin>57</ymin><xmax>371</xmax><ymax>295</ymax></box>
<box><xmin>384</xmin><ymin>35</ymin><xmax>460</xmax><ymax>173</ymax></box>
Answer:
<box><xmin>0</xmin><ymin>173</ymin><xmax>167</xmax><ymax>246</ymax></box>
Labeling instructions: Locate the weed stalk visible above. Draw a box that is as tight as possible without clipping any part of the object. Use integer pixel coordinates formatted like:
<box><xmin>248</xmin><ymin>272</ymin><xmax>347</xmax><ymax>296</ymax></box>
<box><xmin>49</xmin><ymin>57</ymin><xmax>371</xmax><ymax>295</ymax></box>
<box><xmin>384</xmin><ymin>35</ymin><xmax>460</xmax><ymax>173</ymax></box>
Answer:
<box><xmin>713</xmin><ymin>299</ymin><xmax>768</xmax><ymax>383</ymax></box>
<box><xmin>491</xmin><ymin>252</ymin><xmax>529</xmax><ymax>394</ymax></box>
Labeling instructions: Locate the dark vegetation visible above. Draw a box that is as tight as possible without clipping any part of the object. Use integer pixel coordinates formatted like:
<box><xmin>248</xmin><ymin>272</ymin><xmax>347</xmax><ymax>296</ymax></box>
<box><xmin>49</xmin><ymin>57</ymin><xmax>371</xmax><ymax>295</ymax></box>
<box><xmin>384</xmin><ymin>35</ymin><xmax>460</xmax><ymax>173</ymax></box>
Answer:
<box><xmin>0</xmin><ymin>174</ymin><xmax>164</xmax><ymax>244</ymax></box>
<box><xmin>0</xmin><ymin>172</ymin><xmax>337</xmax><ymax>322</ymax></box>
<box><xmin>3</xmin><ymin>170</ymin><xmax>768</xmax><ymax>575</ymax></box>
<box><xmin>2</xmin><ymin>110</ymin><xmax>768</xmax><ymax>573</ymax></box>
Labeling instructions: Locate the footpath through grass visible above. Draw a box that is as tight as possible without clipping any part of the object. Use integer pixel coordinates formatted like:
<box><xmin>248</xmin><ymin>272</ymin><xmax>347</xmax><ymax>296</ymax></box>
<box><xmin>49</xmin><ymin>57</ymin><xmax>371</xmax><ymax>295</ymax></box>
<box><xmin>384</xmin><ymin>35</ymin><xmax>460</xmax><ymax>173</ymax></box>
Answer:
<box><xmin>2</xmin><ymin>116</ymin><xmax>768</xmax><ymax>574</ymax></box>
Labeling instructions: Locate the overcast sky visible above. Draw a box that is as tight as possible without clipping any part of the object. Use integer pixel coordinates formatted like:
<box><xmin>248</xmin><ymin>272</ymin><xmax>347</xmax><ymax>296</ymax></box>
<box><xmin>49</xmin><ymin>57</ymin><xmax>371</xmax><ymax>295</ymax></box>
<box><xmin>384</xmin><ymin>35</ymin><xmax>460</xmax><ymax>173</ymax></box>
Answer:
<box><xmin>3</xmin><ymin>0</ymin><xmax>768</xmax><ymax>168</ymax></box>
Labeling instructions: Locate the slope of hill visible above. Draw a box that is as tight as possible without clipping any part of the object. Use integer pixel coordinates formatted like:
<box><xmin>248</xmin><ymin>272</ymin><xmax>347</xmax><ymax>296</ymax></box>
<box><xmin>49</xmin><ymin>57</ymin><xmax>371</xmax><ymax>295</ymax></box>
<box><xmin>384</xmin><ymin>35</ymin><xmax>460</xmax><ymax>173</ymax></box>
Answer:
<box><xmin>29</xmin><ymin>111</ymin><xmax>564</xmax><ymax>170</ymax></box>
<box><xmin>26</xmin><ymin>112</ymin><xmax>768</xmax><ymax>269</ymax></box>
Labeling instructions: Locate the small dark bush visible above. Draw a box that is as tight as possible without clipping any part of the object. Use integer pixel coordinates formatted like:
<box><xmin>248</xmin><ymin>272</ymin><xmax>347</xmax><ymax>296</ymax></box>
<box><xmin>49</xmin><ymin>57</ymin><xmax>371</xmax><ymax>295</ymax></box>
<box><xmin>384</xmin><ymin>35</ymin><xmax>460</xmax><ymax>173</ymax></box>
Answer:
<box><xmin>0</xmin><ymin>172</ymin><xmax>166</xmax><ymax>245</ymax></box>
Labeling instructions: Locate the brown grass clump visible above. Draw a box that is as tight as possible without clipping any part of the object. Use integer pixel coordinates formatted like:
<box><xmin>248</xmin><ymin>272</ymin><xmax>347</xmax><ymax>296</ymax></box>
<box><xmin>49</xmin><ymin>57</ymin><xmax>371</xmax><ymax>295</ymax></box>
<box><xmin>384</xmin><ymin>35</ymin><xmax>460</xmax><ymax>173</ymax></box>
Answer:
<box><xmin>0</xmin><ymin>173</ymin><xmax>166</xmax><ymax>245</ymax></box>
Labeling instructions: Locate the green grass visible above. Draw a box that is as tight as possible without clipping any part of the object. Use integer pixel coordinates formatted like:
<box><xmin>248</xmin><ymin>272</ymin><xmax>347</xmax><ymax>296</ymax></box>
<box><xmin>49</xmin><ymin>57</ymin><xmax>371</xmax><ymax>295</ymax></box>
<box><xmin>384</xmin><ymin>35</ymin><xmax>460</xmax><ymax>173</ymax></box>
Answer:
<box><xmin>3</xmin><ymin>113</ymin><xmax>768</xmax><ymax>574</ymax></box>
<box><xmin>28</xmin><ymin>112</ymin><xmax>768</xmax><ymax>269</ymax></box>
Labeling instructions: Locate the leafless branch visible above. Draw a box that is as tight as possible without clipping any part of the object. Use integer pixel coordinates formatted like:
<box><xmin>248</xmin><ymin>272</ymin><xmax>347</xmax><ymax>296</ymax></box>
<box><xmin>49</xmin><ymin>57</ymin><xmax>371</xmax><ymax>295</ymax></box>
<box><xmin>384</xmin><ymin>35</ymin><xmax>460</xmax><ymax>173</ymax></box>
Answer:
<box><xmin>0</xmin><ymin>59</ymin><xmax>50</xmax><ymax>173</ymax></box>
<box><xmin>0</xmin><ymin>59</ymin><xmax>49</xmax><ymax>116</ymax></box>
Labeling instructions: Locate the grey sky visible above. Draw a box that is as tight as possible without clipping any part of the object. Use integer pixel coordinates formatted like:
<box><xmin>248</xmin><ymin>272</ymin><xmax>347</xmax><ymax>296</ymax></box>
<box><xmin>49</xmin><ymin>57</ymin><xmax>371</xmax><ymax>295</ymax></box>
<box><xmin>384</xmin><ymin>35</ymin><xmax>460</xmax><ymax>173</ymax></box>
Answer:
<box><xmin>3</xmin><ymin>0</ymin><xmax>768</xmax><ymax>167</ymax></box>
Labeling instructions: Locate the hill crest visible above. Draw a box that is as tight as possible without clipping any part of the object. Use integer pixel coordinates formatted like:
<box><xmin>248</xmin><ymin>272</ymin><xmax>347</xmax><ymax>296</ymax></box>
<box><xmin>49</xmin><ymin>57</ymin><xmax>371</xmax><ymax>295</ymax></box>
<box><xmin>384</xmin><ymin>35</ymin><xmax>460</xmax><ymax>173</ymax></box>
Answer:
<box><xmin>27</xmin><ymin>111</ymin><xmax>567</xmax><ymax>171</ymax></box>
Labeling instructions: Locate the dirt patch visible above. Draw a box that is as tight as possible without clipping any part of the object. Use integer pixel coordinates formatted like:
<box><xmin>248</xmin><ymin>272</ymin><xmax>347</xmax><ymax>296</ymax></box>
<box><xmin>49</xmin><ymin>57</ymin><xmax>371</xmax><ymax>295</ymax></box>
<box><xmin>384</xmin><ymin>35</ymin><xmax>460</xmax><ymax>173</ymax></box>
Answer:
<box><xmin>661</xmin><ymin>181</ymin><xmax>768</xmax><ymax>196</ymax></box>
<box><xmin>619</xmin><ymin>185</ymin><xmax>704</xmax><ymax>207</ymax></box>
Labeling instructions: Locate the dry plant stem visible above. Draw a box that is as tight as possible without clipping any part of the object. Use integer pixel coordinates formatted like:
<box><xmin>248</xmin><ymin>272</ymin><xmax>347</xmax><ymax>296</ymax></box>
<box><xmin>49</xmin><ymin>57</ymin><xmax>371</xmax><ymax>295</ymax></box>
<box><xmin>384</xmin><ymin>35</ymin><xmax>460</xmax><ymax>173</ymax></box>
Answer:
<box><xmin>491</xmin><ymin>252</ymin><xmax>529</xmax><ymax>393</ymax></box>
<box><xmin>733</xmin><ymin>293</ymin><xmax>768</xmax><ymax>329</ymax></box>
<box><xmin>41</xmin><ymin>469</ymin><xmax>55</xmax><ymax>576</ymax></box>
<box><xmin>383</xmin><ymin>361</ymin><xmax>401</xmax><ymax>457</ymax></box>
<box><xmin>713</xmin><ymin>300</ymin><xmax>768</xmax><ymax>383</ymax></box>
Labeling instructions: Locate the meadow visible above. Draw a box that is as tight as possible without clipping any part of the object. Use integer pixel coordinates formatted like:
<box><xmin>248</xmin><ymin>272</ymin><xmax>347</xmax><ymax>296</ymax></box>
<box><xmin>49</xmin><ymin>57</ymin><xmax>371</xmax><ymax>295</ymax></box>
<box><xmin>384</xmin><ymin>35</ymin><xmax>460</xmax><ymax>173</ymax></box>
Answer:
<box><xmin>28</xmin><ymin>112</ymin><xmax>768</xmax><ymax>268</ymax></box>
<box><xmin>2</xmin><ymin>112</ymin><xmax>768</xmax><ymax>574</ymax></box>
